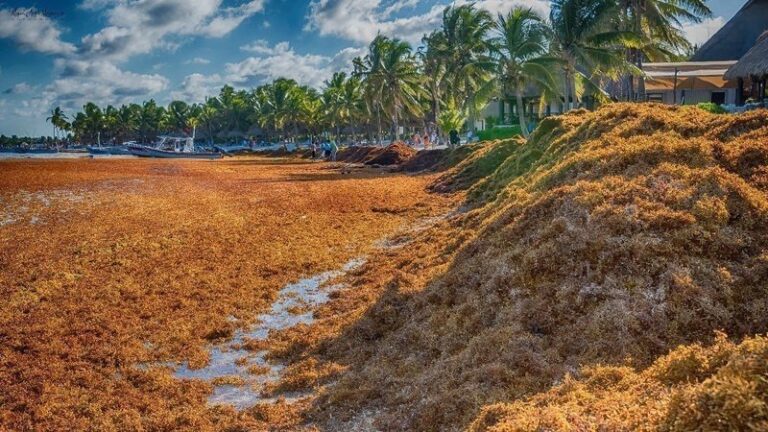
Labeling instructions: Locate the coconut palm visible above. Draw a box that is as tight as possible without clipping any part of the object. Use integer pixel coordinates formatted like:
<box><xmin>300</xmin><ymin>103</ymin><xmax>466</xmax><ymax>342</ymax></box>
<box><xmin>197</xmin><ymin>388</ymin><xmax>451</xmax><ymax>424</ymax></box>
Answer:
<box><xmin>110</xmin><ymin>105</ymin><xmax>138</xmax><ymax>144</ymax></box>
<box><xmin>437</xmin><ymin>101</ymin><xmax>467</xmax><ymax>147</ymax></box>
<box><xmin>213</xmin><ymin>86</ymin><xmax>251</xmax><ymax>138</ymax></box>
<box><xmin>195</xmin><ymin>101</ymin><xmax>219</xmax><ymax>146</ymax></box>
<box><xmin>137</xmin><ymin>100</ymin><xmax>164</xmax><ymax>143</ymax></box>
<box><xmin>323</xmin><ymin>72</ymin><xmax>363</xmax><ymax>141</ymax></box>
<box><xmin>165</xmin><ymin>101</ymin><xmax>191</xmax><ymax>135</ymax></box>
<box><xmin>617</xmin><ymin>0</ymin><xmax>712</xmax><ymax>100</ymax></box>
<box><xmin>46</xmin><ymin>107</ymin><xmax>68</xmax><ymax>141</ymax></box>
<box><xmin>258</xmin><ymin>78</ymin><xmax>302</xmax><ymax>147</ymax></box>
<box><xmin>419</xmin><ymin>33</ymin><xmax>449</xmax><ymax>126</ymax></box>
<box><xmin>550</xmin><ymin>0</ymin><xmax>639</xmax><ymax>111</ymax></box>
<box><xmin>299</xmin><ymin>91</ymin><xmax>324</xmax><ymax>141</ymax></box>
<box><xmin>358</xmin><ymin>36</ymin><xmax>424</xmax><ymax>140</ymax></box>
<box><xmin>82</xmin><ymin>102</ymin><xmax>104</xmax><ymax>144</ymax></box>
<box><xmin>492</xmin><ymin>8</ymin><xmax>562</xmax><ymax>138</ymax></box>
<box><xmin>429</xmin><ymin>4</ymin><xmax>495</xmax><ymax>129</ymax></box>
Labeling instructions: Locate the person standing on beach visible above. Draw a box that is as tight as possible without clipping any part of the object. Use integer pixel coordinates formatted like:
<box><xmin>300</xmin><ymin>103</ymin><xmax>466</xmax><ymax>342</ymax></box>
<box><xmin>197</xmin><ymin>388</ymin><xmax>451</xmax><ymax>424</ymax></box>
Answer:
<box><xmin>310</xmin><ymin>141</ymin><xmax>318</xmax><ymax>160</ymax></box>
<box><xmin>321</xmin><ymin>140</ymin><xmax>329</xmax><ymax>158</ymax></box>
<box><xmin>329</xmin><ymin>140</ymin><xmax>339</xmax><ymax>162</ymax></box>
<box><xmin>449</xmin><ymin>129</ymin><xmax>460</xmax><ymax>148</ymax></box>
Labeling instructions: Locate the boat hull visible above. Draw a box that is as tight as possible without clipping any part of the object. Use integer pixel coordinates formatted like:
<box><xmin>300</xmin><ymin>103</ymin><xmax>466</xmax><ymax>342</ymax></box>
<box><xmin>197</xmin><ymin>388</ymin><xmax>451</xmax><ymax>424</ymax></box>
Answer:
<box><xmin>87</xmin><ymin>146</ymin><xmax>132</xmax><ymax>155</ymax></box>
<box><xmin>0</xmin><ymin>147</ymin><xmax>59</xmax><ymax>154</ymax></box>
<box><xmin>127</xmin><ymin>145</ymin><xmax>222</xmax><ymax>160</ymax></box>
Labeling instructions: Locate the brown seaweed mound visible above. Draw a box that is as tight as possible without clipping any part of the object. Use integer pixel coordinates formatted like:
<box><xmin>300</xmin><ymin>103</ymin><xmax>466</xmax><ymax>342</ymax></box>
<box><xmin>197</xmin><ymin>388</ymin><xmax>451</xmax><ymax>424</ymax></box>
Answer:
<box><xmin>364</xmin><ymin>142</ymin><xmax>417</xmax><ymax>166</ymax></box>
<box><xmin>310</xmin><ymin>104</ymin><xmax>768</xmax><ymax>431</ymax></box>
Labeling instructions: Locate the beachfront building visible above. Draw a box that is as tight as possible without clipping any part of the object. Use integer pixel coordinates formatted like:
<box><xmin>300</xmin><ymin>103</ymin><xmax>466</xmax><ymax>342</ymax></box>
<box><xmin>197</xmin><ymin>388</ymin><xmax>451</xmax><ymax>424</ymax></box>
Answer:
<box><xmin>643</xmin><ymin>61</ymin><xmax>740</xmax><ymax>106</ymax></box>
<box><xmin>478</xmin><ymin>0</ymin><xmax>768</xmax><ymax>129</ymax></box>
<box><xmin>691</xmin><ymin>0</ymin><xmax>768</xmax><ymax>62</ymax></box>
<box><xmin>724</xmin><ymin>32</ymin><xmax>768</xmax><ymax>104</ymax></box>
<box><xmin>642</xmin><ymin>0</ymin><xmax>768</xmax><ymax>107</ymax></box>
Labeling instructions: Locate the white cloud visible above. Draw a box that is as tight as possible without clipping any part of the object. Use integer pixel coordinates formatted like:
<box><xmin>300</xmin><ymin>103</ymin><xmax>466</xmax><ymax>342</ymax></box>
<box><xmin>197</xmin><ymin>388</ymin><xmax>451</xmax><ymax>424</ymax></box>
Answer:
<box><xmin>79</xmin><ymin>0</ymin><xmax>266</xmax><ymax>61</ymax></box>
<box><xmin>36</xmin><ymin>59</ymin><xmax>169</xmax><ymax>115</ymax></box>
<box><xmin>226</xmin><ymin>41</ymin><xmax>365</xmax><ymax>88</ymax></box>
<box><xmin>4</xmin><ymin>82</ymin><xmax>34</xmax><ymax>95</ymax></box>
<box><xmin>305</xmin><ymin>0</ymin><xmax>550</xmax><ymax>45</ymax></box>
<box><xmin>0</xmin><ymin>8</ymin><xmax>76</xmax><ymax>54</ymax></box>
<box><xmin>683</xmin><ymin>17</ymin><xmax>726</xmax><ymax>48</ymax></box>
<box><xmin>170</xmin><ymin>73</ymin><xmax>223</xmax><ymax>103</ymax></box>
<box><xmin>186</xmin><ymin>57</ymin><xmax>211</xmax><ymax>65</ymax></box>
<box><xmin>240</xmin><ymin>39</ymin><xmax>274</xmax><ymax>54</ymax></box>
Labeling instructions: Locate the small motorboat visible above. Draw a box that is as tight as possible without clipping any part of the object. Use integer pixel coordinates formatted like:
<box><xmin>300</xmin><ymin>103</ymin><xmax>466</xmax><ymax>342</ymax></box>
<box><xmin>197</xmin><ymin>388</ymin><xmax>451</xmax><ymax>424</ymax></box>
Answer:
<box><xmin>214</xmin><ymin>143</ymin><xmax>252</xmax><ymax>155</ymax></box>
<box><xmin>87</xmin><ymin>145</ymin><xmax>133</xmax><ymax>155</ymax></box>
<box><xmin>128</xmin><ymin>136</ymin><xmax>222</xmax><ymax>160</ymax></box>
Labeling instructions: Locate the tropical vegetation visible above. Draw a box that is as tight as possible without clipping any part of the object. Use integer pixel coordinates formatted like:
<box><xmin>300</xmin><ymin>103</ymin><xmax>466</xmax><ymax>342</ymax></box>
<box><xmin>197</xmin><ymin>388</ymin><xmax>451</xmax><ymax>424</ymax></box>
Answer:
<box><xmin>38</xmin><ymin>0</ymin><xmax>710</xmax><ymax>147</ymax></box>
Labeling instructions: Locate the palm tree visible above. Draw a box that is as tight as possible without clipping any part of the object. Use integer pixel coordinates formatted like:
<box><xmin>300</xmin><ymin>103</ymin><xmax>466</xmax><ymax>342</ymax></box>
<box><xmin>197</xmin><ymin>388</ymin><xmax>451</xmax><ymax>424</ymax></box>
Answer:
<box><xmin>323</xmin><ymin>72</ymin><xmax>363</xmax><ymax>142</ymax></box>
<box><xmin>358</xmin><ymin>36</ymin><xmax>424</xmax><ymax>141</ymax></box>
<box><xmin>112</xmin><ymin>105</ymin><xmax>137</xmax><ymax>144</ymax></box>
<box><xmin>258</xmin><ymin>78</ymin><xmax>301</xmax><ymax>148</ymax></box>
<box><xmin>419</xmin><ymin>33</ymin><xmax>449</xmax><ymax>126</ymax></box>
<box><xmin>138</xmin><ymin>100</ymin><xmax>164</xmax><ymax>143</ymax></box>
<box><xmin>195</xmin><ymin>101</ymin><xmax>219</xmax><ymax>146</ymax></box>
<box><xmin>492</xmin><ymin>7</ymin><xmax>561</xmax><ymax>138</ymax></box>
<box><xmin>46</xmin><ymin>107</ymin><xmax>68</xmax><ymax>141</ymax></box>
<box><xmin>437</xmin><ymin>101</ymin><xmax>466</xmax><ymax>148</ymax></box>
<box><xmin>617</xmin><ymin>0</ymin><xmax>711</xmax><ymax>100</ymax></box>
<box><xmin>165</xmin><ymin>101</ymin><xmax>191</xmax><ymax>135</ymax></box>
<box><xmin>102</xmin><ymin>105</ymin><xmax>119</xmax><ymax>144</ymax></box>
<box><xmin>213</xmin><ymin>86</ymin><xmax>252</xmax><ymax>138</ymax></box>
<box><xmin>550</xmin><ymin>0</ymin><xmax>638</xmax><ymax>111</ymax></box>
<box><xmin>299</xmin><ymin>91</ymin><xmax>324</xmax><ymax>142</ymax></box>
<box><xmin>82</xmin><ymin>102</ymin><xmax>104</xmax><ymax>144</ymax></box>
<box><xmin>429</xmin><ymin>4</ymin><xmax>495</xmax><ymax>129</ymax></box>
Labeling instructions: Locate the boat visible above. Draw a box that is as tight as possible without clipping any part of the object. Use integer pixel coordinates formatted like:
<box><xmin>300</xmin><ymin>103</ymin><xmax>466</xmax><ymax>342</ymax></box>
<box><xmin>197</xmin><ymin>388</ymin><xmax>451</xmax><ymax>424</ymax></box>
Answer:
<box><xmin>8</xmin><ymin>144</ymin><xmax>59</xmax><ymax>154</ymax></box>
<box><xmin>214</xmin><ymin>143</ymin><xmax>252</xmax><ymax>155</ymax></box>
<box><xmin>87</xmin><ymin>145</ymin><xmax>133</xmax><ymax>155</ymax></box>
<box><xmin>127</xmin><ymin>136</ymin><xmax>222</xmax><ymax>160</ymax></box>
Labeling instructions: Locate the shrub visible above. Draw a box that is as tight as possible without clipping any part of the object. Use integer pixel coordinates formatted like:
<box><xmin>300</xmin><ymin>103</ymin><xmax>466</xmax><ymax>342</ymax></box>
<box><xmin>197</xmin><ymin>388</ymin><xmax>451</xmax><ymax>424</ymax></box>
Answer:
<box><xmin>477</xmin><ymin>125</ymin><xmax>522</xmax><ymax>141</ymax></box>
<box><xmin>697</xmin><ymin>102</ymin><xmax>727</xmax><ymax>114</ymax></box>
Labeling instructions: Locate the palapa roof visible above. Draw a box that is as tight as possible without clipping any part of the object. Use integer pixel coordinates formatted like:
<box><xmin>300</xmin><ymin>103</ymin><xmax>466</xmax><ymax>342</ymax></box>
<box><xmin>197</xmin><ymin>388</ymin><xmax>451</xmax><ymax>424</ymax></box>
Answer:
<box><xmin>691</xmin><ymin>0</ymin><xmax>768</xmax><ymax>62</ymax></box>
<box><xmin>725</xmin><ymin>31</ymin><xmax>768</xmax><ymax>79</ymax></box>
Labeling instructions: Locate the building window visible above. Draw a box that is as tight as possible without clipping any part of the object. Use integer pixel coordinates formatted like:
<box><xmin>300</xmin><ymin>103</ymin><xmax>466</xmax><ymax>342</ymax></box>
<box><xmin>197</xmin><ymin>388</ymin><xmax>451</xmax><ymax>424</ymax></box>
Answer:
<box><xmin>647</xmin><ymin>93</ymin><xmax>664</xmax><ymax>103</ymax></box>
<box><xmin>711</xmin><ymin>92</ymin><xmax>726</xmax><ymax>105</ymax></box>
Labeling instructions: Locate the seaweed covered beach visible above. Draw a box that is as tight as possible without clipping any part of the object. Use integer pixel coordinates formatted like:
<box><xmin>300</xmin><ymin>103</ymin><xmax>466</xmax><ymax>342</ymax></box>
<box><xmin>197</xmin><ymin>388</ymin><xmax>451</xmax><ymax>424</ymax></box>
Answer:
<box><xmin>2</xmin><ymin>104</ymin><xmax>768</xmax><ymax>432</ymax></box>
<box><xmin>0</xmin><ymin>157</ymin><xmax>453</xmax><ymax>431</ymax></box>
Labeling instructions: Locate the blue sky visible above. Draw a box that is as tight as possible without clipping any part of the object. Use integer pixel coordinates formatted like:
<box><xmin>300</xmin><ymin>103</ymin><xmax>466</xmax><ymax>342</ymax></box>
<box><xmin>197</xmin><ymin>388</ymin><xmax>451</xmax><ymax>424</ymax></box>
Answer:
<box><xmin>0</xmin><ymin>0</ymin><xmax>748</xmax><ymax>136</ymax></box>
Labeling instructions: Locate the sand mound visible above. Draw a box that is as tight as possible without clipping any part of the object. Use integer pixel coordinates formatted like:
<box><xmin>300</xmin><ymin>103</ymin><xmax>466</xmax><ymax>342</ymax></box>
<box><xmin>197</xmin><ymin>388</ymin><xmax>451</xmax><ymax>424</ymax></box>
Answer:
<box><xmin>365</xmin><ymin>142</ymin><xmax>417</xmax><ymax>166</ymax></box>
<box><xmin>306</xmin><ymin>104</ymin><xmax>768</xmax><ymax>430</ymax></box>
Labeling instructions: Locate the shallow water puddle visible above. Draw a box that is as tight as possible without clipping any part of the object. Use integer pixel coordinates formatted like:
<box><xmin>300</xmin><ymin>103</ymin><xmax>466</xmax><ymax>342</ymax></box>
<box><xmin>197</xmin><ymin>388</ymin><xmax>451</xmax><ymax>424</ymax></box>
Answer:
<box><xmin>168</xmin><ymin>258</ymin><xmax>366</xmax><ymax>409</ymax></box>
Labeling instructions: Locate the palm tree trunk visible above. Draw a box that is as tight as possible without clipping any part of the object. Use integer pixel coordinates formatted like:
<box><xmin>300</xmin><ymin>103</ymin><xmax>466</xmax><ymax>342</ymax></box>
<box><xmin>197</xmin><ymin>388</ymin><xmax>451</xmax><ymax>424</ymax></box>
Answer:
<box><xmin>563</xmin><ymin>70</ymin><xmax>571</xmax><ymax>112</ymax></box>
<box><xmin>393</xmin><ymin>110</ymin><xmax>399</xmax><ymax>142</ymax></box>
<box><xmin>393</xmin><ymin>94</ymin><xmax>400</xmax><ymax>141</ymax></box>
<box><xmin>376</xmin><ymin>103</ymin><xmax>382</xmax><ymax>145</ymax></box>
<box><xmin>636</xmin><ymin>50</ymin><xmax>646</xmax><ymax>102</ymax></box>
<box><xmin>516</xmin><ymin>87</ymin><xmax>529</xmax><ymax>139</ymax></box>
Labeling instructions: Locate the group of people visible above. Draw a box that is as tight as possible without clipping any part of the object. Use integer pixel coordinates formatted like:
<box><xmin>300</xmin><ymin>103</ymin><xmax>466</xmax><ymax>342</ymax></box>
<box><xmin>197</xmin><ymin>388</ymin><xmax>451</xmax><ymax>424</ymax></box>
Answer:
<box><xmin>310</xmin><ymin>139</ymin><xmax>339</xmax><ymax>161</ymax></box>
<box><xmin>410</xmin><ymin>131</ymin><xmax>439</xmax><ymax>149</ymax></box>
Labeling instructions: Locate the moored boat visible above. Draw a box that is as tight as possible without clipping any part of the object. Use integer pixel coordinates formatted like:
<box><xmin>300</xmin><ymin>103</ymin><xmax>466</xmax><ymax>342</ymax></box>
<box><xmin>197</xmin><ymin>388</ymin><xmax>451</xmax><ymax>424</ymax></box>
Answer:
<box><xmin>87</xmin><ymin>145</ymin><xmax>133</xmax><ymax>155</ymax></box>
<box><xmin>127</xmin><ymin>136</ymin><xmax>222</xmax><ymax>160</ymax></box>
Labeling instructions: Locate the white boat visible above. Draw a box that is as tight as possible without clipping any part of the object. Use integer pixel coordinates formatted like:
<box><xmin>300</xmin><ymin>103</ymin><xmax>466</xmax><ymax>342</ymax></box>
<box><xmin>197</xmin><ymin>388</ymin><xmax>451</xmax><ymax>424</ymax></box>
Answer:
<box><xmin>128</xmin><ymin>132</ymin><xmax>222</xmax><ymax>160</ymax></box>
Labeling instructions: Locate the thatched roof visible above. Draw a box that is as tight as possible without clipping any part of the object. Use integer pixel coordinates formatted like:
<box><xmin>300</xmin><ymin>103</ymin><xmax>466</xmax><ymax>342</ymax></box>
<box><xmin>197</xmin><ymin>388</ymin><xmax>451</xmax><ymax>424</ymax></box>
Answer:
<box><xmin>725</xmin><ymin>32</ymin><xmax>768</xmax><ymax>79</ymax></box>
<box><xmin>692</xmin><ymin>0</ymin><xmax>768</xmax><ymax>61</ymax></box>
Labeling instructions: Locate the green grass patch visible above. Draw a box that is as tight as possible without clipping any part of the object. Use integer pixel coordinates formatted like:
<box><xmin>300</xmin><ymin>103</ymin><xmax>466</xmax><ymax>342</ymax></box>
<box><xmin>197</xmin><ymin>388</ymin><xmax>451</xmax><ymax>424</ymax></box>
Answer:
<box><xmin>477</xmin><ymin>125</ymin><xmax>523</xmax><ymax>141</ymax></box>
